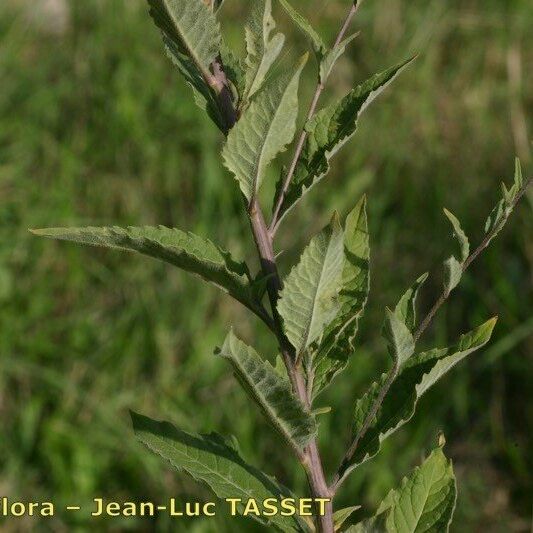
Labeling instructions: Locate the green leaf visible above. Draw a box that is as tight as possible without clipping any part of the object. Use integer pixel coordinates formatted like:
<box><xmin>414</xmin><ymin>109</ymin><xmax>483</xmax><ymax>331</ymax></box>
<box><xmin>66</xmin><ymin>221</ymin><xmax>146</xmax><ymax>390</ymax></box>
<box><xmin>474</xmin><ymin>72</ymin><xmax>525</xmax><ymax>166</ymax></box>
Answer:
<box><xmin>339</xmin><ymin>318</ymin><xmax>496</xmax><ymax>482</ymax></box>
<box><xmin>131</xmin><ymin>412</ymin><xmax>306</xmax><ymax>531</ymax></box>
<box><xmin>484</xmin><ymin>158</ymin><xmax>526</xmax><ymax>240</ymax></box>
<box><xmin>383</xmin><ymin>308</ymin><xmax>415</xmax><ymax>367</ymax></box>
<box><xmin>243</xmin><ymin>0</ymin><xmax>286</xmax><ymax>102</ymax></box>
<box><xmin>148</xmin><ymin>0</ymin><xmax>221</xmax><ymax>72</ymax></box>
<box><xmin>334</xmin><ymin>506</ymin><xmax>361</xmax><ymax>531</ymax></box>
<box><xmin>148</xmin><ymin>0</ymin><xmax>224</xmax><ymax>129</ymax></box>
<box><xmin>278</xmin><ymin>213</ymin><xmax>345</xmax><ymax>357</ymax></box>
<box><xmin>377</xmin><ymin>445</ymin><xmax>456</xmax><ymax>532</ymax></box>
<box><xmin>443</xmin><ymin>208</ymin><xmax>470</xmax><ymax>263</ymax></box>
<box><xmin>275</xmin><ymin>57</ymin><xmax>415</xmax><ymax>223</ymax></box>
<box><xmin>395</xmin><ymin>273</ymin><xmax>428</xmax><ymax>333</ymax></box>
<box><xmin>31</xmin><ymin>226</ymin><xmax>262</xmax><ymax>316</ymax></box>
<box><xmin>216</xmin><ymin>330</ymin><xmax>317</xmax><ymax>451</ymax></box>
<box><xmin>277</xmin><ymin>0</ymin><xmax>326</xmax><ymax>58</ymax></box>
<box><xmin>220</xmin><ymin>43</ymin><xmax>246</xmax><ymax>103</ymax></box>
<box><xmin>223</xmin><ymin>56</ymin><xmax>307</xmax><ymax>201</ymax></box>
<box><xmin>319</xmin><ymin>32</ymin><xmax>359</xmax><ymax>84</ymax></box>
<box><xmin>277</xmin><ymin>0</ymin><xmax>356</xmax><ymax>84</ymax></box>
<box><xmin>312</xmin><ymin>196</ymin><xmax>370</xmax><ymax>397</ymax></box>
<box><xmin>443</xmin><ymin>256</ymin><xmax>462</xmax><ymax>296</ymax></box>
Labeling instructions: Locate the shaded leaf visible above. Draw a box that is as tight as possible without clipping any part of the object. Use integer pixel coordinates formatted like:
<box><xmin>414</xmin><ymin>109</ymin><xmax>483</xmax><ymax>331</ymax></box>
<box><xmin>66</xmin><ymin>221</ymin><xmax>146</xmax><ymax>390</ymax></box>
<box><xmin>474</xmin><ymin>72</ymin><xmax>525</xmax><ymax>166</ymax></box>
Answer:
<box><xmin>244</xmin><ymin>0</ymin><xmax>285</xmax><ymax>102</ymax></box>
<box><xmin>339</xmin><ymin>318</ymin><xmax>496</xmax><ymax>482</ymax></box>
<box><xmin>484</xmin><ymin>158</ymin><xmax>526</xmax><ymax>241</ymax></box>
<box><xmin>312</xmin><ymin>196</ymin><xmax>370</xmax><ymax>397</ymax></box>
<box><xmin>443</xmin><ymin>208</ymin><xmax>470</xmax><ymax>263</ymax></box>
<box><xmin>223</xmin><ymin>57</ymin><xmax>307</xmax><ymax>201</ymax></box>
<box><xmin>395</xmin><ymin>273</ymin><xmax>428</xmax><ymax>333</ymax></box>
<box><xmin>32</xmin><ymin>226</ymin><xmax>262</xmax><ymax>316</ymax></box>
<box><xmin>443</xmin><ymin>256</ymin><xmax>462</xmax><ymax>296</ymax></box>
<box><xmin>334</xmin><ymin>506</ymin><xmax>361</xmax><ymax>531</ymax></box>
<box><xmin>131</xmin><ymin>412</ymin><xmax>306</xmax><ymax>531</ymax></box>
<box><xmin>383</xmin><ymin>308</ymin><xmax>415</xmax><ymax>366</ymax></box>
<box><xmin>275</xmin><ymin>57</ymin><xmax>415</xmax><ymax>223</ymax></box>
<box><xmin>220</xmin><ymin>43</ymin><xmax>246</xmax><ymax>103</ymax></box>
<box><xmin>216</xmin><ymin>330</ymin><xmax>317</xmax><ymax>451</ymax></box>
<box><xmin>278</xmin><ymin>213</ymin><xmax>344</xmax><ymax>357</ymax></box>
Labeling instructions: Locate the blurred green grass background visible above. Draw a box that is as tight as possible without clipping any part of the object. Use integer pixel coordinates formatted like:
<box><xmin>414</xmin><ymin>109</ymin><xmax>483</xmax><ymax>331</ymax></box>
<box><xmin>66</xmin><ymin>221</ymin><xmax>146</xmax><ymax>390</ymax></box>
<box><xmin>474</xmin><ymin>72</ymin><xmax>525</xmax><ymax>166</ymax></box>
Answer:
<box><xmin>0</xmin><ymin>0</ymin><xmax>531</xmax><ymax>531</ymax></box>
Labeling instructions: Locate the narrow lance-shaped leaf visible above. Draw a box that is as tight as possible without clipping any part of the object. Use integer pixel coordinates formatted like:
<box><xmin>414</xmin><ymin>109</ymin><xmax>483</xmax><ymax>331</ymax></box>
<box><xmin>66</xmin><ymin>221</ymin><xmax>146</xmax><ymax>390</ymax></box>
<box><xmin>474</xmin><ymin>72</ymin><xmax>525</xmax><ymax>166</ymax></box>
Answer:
<box><xmin>243</xmin><ymin>0</ymin><xmax>285</xmax><ymax>103</ymax></box>
<box><xmin>319</xmin><ymin>32</ymin><xmax>359</xmax><ymax>85</ymax></box>
<box><xmin>443</xmin><ymin>208</ymin><xmax>470</xmax><ymax>262</ymax></box>
<box><xmin>484</xmin><ymin>158</ymin><xmax>525</xmax><ymax>241</ymax></box>
<box><xmin>312</xmin><ymin>196</ymin><xmax>370</xmax><ymax>397</ymax></box>
<box><xmin>443</xmin><ymin>256</ymin><xmax>463</xmax><ymax>296</ymax></box>
<box><xmin>131</xmin><ymin>412</ymin><xmax>307</xmax><ymax>532</ymax></box>
<box><xmin>216</xmin><ymin>330</ymin><xmax>317</xmax><ymax>452</ymax></box>
<box><xmin>278</xmin><ymin>213</ymin><xmax>345</xmax><ymax>357</ymax></box>
<box><xmin>277</xmin><ymin>0</ymin><xmax>357</xmax><ymax>84</ymax></box>
<box><xmin>338</xmin><ymin>318</ymin><xmax>496</xmax><ymax>483</ymax></box>
<box><xmin>395</xmin><ymin>272</ymin><xmax>428</xmax><ymax>333</ymax></box>
<box><xmin>274</xmin><ymin>57</ymin><xmax>416</xmax><ymax>223</ymax></box>
<box><xmin>147</xmin><ymin>0</ymin><xmax>224</xmax><ymax>129</ymax></box>
<box><xmin>223</xmin><ymin>56</ymin><xmax>307</xmax><ymax>201</ymax></box>
<box><xmin>441</xmin><ymin>208</ymin><xmax>470</xmax><ymax>296</ymax></box>
<box><xmin>350</xmin><ymin>444</ymin><xmax>456</xmax><ymax>532</ymax></box>
<box><xmin>383</xmin><ymin>307</ymin><xmax>415</xmax><ymax>367</ymax></box>
<box><xmin>277</xmin><ymin>0</ymin><xmax>326</xmax><ymax>58</ymax></box>
<box><xmin>31</xmin><ymin>226</ymin><xmax>262</xmax><ymax>317</ymax></box>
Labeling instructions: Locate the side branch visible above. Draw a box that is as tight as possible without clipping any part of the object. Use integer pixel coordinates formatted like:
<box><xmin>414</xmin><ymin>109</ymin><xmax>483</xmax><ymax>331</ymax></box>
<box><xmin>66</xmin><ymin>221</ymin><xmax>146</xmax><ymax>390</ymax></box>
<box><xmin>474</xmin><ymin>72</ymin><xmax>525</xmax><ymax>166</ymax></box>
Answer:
<box><xmin>330</xmin><ymin>175</ymin><xmax>532</xmax><ymax>494</ymax></box>
<box><xmin>269</xmin><ymin>1</ymin><xmax>363</xmax><ymax>236</ymax></box>
<box><xmin>415</xmin><ymin>175</ymin><xmax>532</xmax><ymax>342</ymax></box>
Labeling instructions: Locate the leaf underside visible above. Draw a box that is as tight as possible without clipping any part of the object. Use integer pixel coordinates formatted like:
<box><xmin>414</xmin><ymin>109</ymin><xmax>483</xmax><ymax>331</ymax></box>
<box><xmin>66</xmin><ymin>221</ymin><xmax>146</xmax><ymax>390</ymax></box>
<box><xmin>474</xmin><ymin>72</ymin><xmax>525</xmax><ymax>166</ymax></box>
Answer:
<box><xmin>31</xmin><ymin>226</ymin><xmax>261</xmax><ymax>315</ymax></box>
<box><xmin>147</xmin><ymin>0</ymin><xmax>225</xmax><ymax>129</ymax></box>
<box><xmin>131</xmin><ymin>412</ymin><xmax>305</xmax><ymax>531</ymax></box>
<box><xmin>217</xmin><ymin>331</ymin><xmax>317</xmax><ymax>451</ymax></box>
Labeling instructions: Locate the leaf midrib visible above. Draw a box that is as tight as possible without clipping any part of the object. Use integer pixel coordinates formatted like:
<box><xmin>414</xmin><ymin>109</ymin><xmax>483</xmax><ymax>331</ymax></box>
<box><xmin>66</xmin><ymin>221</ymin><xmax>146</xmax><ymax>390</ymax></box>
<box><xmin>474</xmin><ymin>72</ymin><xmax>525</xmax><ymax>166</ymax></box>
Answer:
<box><xmin>138</xmin><ymin>433</ymin><xmax>300</xmax><ymax>531</ymax></box>
<box><xmin>230</xmin><ymin>352</ymin><xmax>309</xmax><ymax>451</ymax></box>
<box><xmin>298</xmin><ymin>235</ymin><xmax>337</xmax><ymax>356</ymax></box>
<box><xmin>162</xmin><ymin>0</ymin><xmax>214</xmax><ymax>79</ymax></box>
<box><xmin>250</xmin><ymin>83</ymin><xmax>290</xmax><ymax>199</ymax></box>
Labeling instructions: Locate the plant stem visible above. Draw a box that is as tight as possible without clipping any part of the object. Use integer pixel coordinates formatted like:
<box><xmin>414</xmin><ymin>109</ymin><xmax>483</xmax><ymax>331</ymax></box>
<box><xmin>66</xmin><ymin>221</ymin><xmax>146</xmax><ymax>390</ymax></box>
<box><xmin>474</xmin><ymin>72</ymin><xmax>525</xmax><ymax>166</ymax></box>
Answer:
<box><xmin>215</xmin><ymin>63</ymin><xmax>334</xmax><ymax>526</ymax></box>
<box><xmin>212</xmin><ymin>4</ymin><xmax>368</xmax><ymax>529</ymax></box>
<box><xmin>249</xmin><ymin>198</ymin><xmax>334</xmax><ymax>532</ymax></box>
<box><xmin>269</xmin><ymin>1</ymin><xmax>362</xmax><ymax>236</ymax></box>
<box><xmin>330</xmin><ymin>175</ymin><xmax>532</xmax><ymax>494</ymax></box>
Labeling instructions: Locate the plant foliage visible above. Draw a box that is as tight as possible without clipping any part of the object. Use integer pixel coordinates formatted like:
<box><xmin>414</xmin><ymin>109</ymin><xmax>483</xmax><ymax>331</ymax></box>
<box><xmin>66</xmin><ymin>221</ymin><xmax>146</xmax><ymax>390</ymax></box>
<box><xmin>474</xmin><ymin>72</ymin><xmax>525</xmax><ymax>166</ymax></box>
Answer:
<box><xmin>33</xmin><ymin>1</ymin><xmax>530</xmax><ymax>531</ymax></box>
